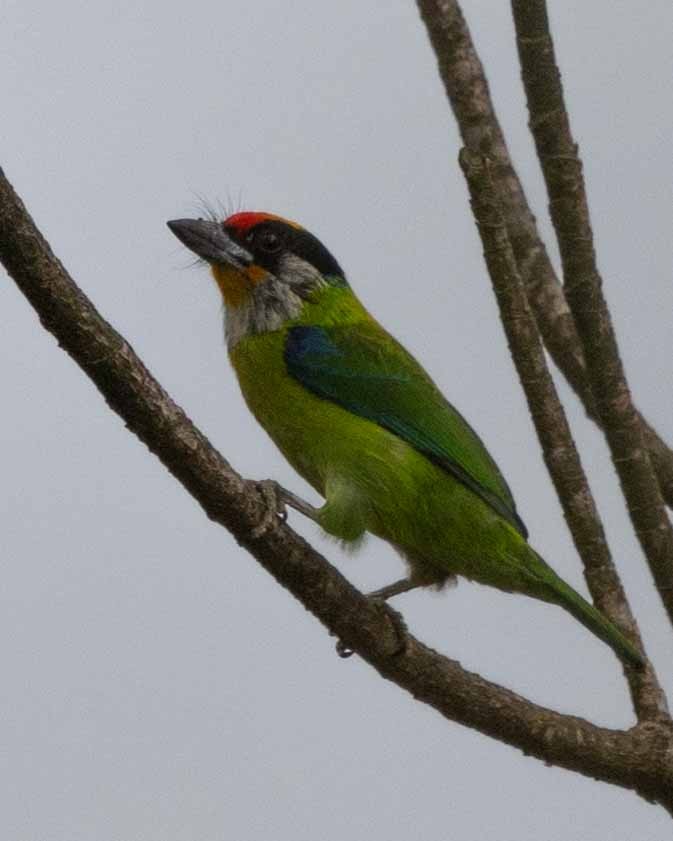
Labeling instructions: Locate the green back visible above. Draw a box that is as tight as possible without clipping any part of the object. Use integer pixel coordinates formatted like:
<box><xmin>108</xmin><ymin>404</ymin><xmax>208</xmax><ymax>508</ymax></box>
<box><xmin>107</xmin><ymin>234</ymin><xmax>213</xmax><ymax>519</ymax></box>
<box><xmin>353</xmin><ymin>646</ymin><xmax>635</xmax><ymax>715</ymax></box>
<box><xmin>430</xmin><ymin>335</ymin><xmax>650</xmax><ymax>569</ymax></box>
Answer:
<box><xmin>284</xmin><ymin>315</ymin><xmax>527</xmax><ymax>538</ymax></box>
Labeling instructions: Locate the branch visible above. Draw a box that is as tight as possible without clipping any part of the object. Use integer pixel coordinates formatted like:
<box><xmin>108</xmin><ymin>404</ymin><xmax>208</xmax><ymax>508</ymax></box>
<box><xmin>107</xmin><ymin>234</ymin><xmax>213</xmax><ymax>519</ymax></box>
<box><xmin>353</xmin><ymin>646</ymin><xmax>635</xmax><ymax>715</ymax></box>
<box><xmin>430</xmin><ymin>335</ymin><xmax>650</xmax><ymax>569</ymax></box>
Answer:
<box><xmin>458</xmin><ymin>149</ymin><xmax>668</xmax><ymax>722</ymax></box>
<box><xmin>511</xmin><ymin>0</ymin><xmax>673</xmax><ymax>627</ymax></box>
<box><xmin>414</xmin><ymin>0</ymin><xmax>673</xmax><ymax>509</ymax></box>
<box><xmin>2</xmin><ymin>169</ymin><xmax>673</xmax><ymax>811</ymax></box>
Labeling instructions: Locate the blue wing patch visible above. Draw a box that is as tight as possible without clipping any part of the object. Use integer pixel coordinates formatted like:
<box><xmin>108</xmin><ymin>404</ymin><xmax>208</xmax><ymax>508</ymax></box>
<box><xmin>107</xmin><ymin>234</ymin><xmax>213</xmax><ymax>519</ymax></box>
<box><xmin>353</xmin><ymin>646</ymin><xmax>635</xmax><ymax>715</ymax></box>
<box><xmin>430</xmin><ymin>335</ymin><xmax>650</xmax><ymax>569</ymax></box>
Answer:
<box><xmin>284</xmin><ymin>324</ymin><xmax>528</xmax><ymax>538</ymax></box>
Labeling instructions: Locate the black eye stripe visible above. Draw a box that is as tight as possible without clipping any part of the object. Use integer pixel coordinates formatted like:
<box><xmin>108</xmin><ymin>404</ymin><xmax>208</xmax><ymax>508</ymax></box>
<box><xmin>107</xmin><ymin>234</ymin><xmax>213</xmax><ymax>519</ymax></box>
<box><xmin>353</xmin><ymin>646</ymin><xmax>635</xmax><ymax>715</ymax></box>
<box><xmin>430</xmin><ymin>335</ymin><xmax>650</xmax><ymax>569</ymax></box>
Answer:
<box><xmin>258</xmin><ymin>230</ymin><xmax>282</xmax><ymax>252</ymax></box>
<box><xmin>229</xmin><ymin>219</ymin><xmax>343</xmax><ymax>277</ymax></box>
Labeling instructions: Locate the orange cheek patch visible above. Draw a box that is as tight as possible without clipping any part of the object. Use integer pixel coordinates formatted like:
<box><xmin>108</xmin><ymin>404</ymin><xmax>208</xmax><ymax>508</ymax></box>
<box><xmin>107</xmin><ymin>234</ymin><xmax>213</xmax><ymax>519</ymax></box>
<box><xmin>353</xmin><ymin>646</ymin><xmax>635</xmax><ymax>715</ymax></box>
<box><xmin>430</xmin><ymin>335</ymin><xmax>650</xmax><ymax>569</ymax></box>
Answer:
<box><xmin>211</xmin><ymin>265</ymin><xmax>250</xmax><ymax>308</ymax></box>
<box><xmin>245</xmin><ymin>265</ymin><xmax>269</xmax><ymax>284</ymax></box>
<box><xmin>210</xmin><ymin>264</ymin><xmax>269</xmax><ymax>307</ymax></box>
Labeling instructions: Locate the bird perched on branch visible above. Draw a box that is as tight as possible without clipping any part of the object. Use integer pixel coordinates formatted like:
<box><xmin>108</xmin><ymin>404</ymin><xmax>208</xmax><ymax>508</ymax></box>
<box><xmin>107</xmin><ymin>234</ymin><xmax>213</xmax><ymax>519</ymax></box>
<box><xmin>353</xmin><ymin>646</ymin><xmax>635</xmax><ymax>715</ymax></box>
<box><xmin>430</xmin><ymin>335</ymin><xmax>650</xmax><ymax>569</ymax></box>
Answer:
<box><xmin>167</xmin><ymin>210</ymin><xmax>643</xmax><ymax>667</ymax></box>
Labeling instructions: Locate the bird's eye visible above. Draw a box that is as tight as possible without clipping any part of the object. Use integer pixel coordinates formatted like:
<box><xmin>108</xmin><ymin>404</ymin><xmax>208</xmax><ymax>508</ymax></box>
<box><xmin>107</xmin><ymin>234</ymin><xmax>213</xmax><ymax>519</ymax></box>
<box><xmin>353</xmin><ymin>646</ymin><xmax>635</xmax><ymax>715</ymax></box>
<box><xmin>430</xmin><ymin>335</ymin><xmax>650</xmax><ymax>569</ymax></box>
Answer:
<box><xmin>257</xmin><ymin>230</ymin><xmax>282</xmax><ymax>254</ymax></box>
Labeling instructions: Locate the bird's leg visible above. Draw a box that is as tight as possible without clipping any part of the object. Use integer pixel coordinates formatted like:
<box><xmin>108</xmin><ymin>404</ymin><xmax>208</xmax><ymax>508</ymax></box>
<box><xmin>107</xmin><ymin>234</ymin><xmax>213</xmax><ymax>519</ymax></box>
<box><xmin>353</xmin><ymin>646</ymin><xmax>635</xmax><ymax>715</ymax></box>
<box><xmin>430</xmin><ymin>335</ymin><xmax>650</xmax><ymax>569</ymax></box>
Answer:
<box><xmin>252</xmin><ymin>479</ymin><xmax>320</xmax><ymax>537</ymax></box>
<box><xmin>367</xmin><ymin>577</ymin><xmax>423</xmax><ymax>601</ymax></box>
<box><xmin>278</xmin><ymin>485</ymin><xmax>321</xmax><ymax>521</ymax></box>
<box><xmin>368</xmin><ymin>567</ymin><xmax>454</xmax><ymax>601</ymax></box>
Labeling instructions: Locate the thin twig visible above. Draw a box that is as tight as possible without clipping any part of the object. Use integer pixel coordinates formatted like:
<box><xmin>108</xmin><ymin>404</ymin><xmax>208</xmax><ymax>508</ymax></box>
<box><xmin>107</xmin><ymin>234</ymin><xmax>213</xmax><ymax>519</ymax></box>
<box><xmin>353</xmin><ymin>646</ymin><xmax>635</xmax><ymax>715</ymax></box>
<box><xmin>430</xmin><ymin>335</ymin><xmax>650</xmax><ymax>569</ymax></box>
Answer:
<box><xmin>458</xmin><ymin>148</ymin><xmax>668</xmax><ymax>721</ymax></box>
<box><xmin>2</xmin><ymin>167</ymin><xmax>673</xmax><ymax>810</ymax></box>
<box><xmin>414</xmin><ymin>0</ymin><xmax>673</xmax><ymax>509</ymax></box>
<box><xmin>511</xmin><ymin>0</ymin><xmax>673</xmax><ymax>626</ymax></box>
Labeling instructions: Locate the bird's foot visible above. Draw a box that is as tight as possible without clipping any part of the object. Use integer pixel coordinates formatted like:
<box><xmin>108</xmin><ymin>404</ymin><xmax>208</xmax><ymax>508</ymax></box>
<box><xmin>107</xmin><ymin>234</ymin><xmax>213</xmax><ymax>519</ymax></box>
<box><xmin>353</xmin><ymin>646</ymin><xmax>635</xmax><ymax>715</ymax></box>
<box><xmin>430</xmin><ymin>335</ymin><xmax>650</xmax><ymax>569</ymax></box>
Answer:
<box><xmin>367</xmin><ymin>597</ymin><xmax>409</xmax><ymax>657</ymax></box>
<box><xmin>251</xmin><ymin>480</ymin><xmax>286</xmax><ymax>538</ymax></box>
<box><xmin>251</xmin><ymin>480</ymin><xmax>320</xmax><ymax>538</ymax></box>
<box><xmin>332</xmin><ymin>601</ymin><xmax>408</xmax><ymax>659</ymax></box>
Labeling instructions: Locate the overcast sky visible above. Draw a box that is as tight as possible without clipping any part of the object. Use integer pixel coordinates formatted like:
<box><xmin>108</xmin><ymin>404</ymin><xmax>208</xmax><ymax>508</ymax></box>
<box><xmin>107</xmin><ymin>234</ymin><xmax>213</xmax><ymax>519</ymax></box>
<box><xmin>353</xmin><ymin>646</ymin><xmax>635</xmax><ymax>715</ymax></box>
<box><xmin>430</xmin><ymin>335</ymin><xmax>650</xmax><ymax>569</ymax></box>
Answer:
<box><xmin>2</xmin><ymin>1</ymin><xmax>672</xmax><ymax>838</ymax></box>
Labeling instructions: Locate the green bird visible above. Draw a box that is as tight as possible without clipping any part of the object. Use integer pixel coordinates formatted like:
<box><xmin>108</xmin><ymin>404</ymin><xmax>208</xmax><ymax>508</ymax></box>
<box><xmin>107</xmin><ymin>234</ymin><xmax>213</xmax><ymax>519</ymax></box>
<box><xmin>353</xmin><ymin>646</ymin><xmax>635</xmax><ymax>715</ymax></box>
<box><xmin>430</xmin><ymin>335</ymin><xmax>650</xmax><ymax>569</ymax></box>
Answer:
<box><xmin>167</xmin><ymin>211</ymin><xmax>643</xmax><ymax>668</ymax></box>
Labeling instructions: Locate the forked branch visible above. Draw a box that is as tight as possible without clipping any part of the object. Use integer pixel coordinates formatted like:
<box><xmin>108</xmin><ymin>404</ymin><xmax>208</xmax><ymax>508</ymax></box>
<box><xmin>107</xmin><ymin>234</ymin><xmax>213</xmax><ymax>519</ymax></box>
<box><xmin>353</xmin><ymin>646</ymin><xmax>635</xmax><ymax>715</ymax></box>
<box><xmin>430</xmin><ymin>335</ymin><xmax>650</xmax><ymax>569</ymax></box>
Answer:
<box><xmin>458</xmin><ymin>148</ymin><xmax>667</xmax><ymax>721</ymax></box>
<box><xmin>511</xmin><ymin>0</ymin><xmax>673</xmax><ymax>626</ymax></box>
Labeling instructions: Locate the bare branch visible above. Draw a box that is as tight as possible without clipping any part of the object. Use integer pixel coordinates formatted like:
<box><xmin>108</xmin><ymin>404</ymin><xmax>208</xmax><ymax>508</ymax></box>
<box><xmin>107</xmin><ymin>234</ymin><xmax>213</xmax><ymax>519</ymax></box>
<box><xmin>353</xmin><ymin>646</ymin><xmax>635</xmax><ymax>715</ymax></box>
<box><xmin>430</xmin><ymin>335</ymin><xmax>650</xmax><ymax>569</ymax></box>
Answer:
<box><xmin>414</xmin><ymin>0</ymin><xmax>673</xmax><ymax>509</ymax></box>
<box><xmin>511</xmin><ymin>0</ymin><xmax>673</xmax><ymax>626</ymax></box>
<box><xmin>2</xmin><ymin>167</ymin><xmax>673</xmax><ymax>810</ymax></box>
<box><xmin>458</xmin><ymin>148</ymin><xmax>668</xmax><ymax>722</ymax></box>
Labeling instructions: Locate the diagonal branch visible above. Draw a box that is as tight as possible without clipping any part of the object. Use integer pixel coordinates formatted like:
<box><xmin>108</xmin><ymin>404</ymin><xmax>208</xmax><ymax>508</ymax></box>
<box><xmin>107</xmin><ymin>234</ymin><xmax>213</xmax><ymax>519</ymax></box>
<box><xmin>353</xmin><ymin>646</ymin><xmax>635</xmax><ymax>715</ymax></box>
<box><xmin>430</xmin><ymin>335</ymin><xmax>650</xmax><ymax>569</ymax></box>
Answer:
<box><xmin>414</xmin><ymin>0</ymin><xmax>673</xmax><ymax>509</ymax></box>
<box><xmin>510</xmin><ymin>0</ymin><xmax>673</xmax><ymax>627</ymax></box>
<box><xmin>458</xmin><ymin>148</ymin><xmax>668</xmax><ymax>722</ymax></box>
<box><xmin>1</xmin><ymin>167</ymin><xmax>673</xmax><ymax>811</ymax></box>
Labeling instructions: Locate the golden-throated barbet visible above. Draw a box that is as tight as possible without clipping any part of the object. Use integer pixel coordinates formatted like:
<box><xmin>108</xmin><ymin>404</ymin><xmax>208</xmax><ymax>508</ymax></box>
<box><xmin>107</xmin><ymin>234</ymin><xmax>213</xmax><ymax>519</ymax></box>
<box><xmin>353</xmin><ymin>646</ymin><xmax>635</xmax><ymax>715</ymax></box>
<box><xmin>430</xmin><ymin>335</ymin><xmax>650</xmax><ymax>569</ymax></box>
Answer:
<box><xmin>167</xmin><ymin>210</ymin><xmax>644</xmax><ymax>667</ymax></box>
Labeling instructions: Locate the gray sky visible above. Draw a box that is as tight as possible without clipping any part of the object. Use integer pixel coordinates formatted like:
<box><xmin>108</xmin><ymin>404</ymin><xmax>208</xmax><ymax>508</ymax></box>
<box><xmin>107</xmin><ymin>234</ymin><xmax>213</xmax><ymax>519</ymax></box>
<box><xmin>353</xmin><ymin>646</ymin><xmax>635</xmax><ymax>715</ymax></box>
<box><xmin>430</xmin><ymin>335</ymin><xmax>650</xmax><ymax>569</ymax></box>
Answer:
<box><xmin>2</xmin><ymin>1</ymin><xmax>672</xmax><ymax>838</ymax></box>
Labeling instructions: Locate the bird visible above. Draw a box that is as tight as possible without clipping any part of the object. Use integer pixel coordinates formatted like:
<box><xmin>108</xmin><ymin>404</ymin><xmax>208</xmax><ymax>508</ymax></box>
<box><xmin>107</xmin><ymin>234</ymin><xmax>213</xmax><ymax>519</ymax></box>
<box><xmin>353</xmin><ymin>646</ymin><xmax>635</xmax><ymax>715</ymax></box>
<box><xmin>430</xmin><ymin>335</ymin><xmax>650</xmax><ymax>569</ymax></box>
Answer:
<box><xmin>167</xmin><ymin>210</ymin><xmax>644</xmax><ymax>668</ymax></box>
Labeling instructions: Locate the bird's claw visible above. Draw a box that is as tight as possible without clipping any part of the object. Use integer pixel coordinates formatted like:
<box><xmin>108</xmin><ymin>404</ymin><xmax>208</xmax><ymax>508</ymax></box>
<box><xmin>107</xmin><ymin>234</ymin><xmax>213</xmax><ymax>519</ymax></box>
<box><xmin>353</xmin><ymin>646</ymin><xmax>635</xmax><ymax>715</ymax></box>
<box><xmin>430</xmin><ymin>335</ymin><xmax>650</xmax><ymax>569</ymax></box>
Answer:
<box><xmin>335</xmin><ymin>639</ymin><xmax>354</xmax><ymax>658</ymax></box>
<box><xmin>251</xmin><ymin>480</ymin><xmax>287</xmax><ymax>538</ymax></box>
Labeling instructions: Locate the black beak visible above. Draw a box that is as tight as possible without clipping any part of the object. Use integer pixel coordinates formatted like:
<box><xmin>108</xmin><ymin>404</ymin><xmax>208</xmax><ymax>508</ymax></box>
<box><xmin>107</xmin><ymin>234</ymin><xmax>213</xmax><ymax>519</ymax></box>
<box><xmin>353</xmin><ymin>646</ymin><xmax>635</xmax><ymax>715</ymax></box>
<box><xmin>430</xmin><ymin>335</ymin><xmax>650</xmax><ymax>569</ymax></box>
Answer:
<box><xmin>167</xmin><ymin>218</ymin><xmax>253</xmax><ymax>268</ymax></box>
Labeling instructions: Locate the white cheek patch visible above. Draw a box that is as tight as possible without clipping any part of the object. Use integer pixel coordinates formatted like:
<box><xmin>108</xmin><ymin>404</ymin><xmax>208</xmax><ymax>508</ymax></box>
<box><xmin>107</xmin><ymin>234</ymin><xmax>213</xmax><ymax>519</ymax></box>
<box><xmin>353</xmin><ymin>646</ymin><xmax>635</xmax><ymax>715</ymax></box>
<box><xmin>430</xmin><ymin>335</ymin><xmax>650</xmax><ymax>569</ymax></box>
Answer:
<box><xmin>278</xmin><ymin>254</ymin><xmax>325</xmax><ymax>297</ymax></box>
<box><xmin>223</xmin><ymin>255</ymin><xmax>327</xmax><ymax>349</ymax></box>
<box><xmin>223</xmin><ymin>278</ymin><xmax>303</xmax><ymax>348</ymax></box>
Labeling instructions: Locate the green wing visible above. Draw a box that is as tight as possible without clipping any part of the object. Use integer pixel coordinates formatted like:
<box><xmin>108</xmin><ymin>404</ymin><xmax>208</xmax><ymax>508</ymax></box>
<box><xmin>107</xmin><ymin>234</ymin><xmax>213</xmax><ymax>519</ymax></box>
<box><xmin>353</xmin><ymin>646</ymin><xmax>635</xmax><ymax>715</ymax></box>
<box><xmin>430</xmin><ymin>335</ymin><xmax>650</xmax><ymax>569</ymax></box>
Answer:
<box><xmin>284</xmin><ymin>322</ymin><xmax>527</xmax><ymax>538</ymax></box>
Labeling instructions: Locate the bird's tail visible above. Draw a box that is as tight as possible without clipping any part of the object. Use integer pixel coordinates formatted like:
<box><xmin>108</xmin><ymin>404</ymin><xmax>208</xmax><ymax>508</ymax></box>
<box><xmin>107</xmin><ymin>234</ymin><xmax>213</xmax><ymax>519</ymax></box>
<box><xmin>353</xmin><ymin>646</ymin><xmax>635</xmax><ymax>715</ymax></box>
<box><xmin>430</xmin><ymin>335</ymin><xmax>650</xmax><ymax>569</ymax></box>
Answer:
<box><xmin>531</xmin><ymin>551</ymin><xmax>645</xmax><ymax>668</ymax></box>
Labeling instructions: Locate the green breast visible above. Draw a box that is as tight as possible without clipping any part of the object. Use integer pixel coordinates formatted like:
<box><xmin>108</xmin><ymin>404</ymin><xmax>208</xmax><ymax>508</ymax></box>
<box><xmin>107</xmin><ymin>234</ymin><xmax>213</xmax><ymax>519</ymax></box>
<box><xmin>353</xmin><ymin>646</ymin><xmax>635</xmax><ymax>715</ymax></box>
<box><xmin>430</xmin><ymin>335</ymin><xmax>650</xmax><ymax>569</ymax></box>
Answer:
<box><xmin>228</xmin><ymin>286</ymin><xmax>376</xmax><ymax>493</ymax></box>
<box><xmin>230</xmin><ymin>328</ymin><xmax>361</xmax><ymax>494</ymax></box>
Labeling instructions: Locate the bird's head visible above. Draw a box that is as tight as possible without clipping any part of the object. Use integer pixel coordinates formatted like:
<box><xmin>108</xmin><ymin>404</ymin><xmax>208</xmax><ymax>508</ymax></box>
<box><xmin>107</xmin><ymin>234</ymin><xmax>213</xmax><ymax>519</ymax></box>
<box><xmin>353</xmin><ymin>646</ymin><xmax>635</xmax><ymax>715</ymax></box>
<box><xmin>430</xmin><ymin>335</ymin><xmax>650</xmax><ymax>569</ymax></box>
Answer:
<box><xmin>167</xmin><ymin>212</ymin><xmax>345</xmax><ymax>344</ymax></box>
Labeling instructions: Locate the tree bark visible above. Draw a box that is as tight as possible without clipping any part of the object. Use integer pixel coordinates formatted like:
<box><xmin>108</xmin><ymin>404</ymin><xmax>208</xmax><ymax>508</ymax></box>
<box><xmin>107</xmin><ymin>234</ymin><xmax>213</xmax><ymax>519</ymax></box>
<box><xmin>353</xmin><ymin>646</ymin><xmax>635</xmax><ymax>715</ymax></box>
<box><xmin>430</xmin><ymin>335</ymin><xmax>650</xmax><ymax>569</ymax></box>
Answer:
<box><xmin>511</xmin><ymin>0</ymin><xmax>673</xmax><ymax>625</ymax></box>
<box><xmin>458</xmin><ymin>149</ymin><xmax>667</xmax><ymax>721</ymax></box>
